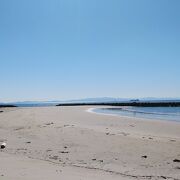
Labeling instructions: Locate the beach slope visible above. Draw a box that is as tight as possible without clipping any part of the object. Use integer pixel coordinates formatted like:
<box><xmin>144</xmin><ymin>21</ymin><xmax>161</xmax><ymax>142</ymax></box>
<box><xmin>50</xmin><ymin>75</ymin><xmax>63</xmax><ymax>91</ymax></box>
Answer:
<box><xmin>0</xmin><ymin>106</ymin><xmax>180</xmax><ymax>179</ymax></box>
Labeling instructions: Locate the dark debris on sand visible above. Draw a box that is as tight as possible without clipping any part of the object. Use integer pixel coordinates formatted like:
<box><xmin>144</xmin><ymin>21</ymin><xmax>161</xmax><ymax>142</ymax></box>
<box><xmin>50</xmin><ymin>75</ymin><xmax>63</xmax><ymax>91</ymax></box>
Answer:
<box><xmin>173</xmin><ymin>159</ymin><xmax>180</xmax><ymax>163</ymax></box>
<box><xmin>142</xmin><ymin>156</ymin><xmax>148</xmax><ymax>159</ymax></box>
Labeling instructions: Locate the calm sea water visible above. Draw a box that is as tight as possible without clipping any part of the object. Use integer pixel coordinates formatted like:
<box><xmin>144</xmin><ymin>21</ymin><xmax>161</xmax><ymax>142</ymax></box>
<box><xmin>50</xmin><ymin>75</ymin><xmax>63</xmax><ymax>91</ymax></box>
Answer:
<box><xmin>93</xmin><ymin>107</ymin><xmax>180</xmax><ymax>122</ymax></box>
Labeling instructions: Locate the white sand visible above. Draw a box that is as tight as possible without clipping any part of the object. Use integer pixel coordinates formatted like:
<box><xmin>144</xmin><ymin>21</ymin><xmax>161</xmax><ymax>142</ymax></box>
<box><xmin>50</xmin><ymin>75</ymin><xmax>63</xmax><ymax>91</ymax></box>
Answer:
<box><xmin>0</xmin><ymin>106</ymin><xmax>180</xmax><ymax>179</ymax></box>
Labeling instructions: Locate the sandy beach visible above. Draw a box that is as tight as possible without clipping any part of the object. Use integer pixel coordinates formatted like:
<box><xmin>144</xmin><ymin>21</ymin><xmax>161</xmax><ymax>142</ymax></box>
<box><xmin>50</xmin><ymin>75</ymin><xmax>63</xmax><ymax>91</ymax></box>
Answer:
<box><xmin>0</xmin><ymin>106</ymin><xmax>180</xmax><ymax>180</ymax></box>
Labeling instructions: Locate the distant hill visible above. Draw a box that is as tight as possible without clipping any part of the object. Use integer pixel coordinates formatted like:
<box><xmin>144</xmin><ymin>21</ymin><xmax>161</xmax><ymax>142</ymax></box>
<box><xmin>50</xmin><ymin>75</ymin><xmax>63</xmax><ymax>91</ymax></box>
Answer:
<box><xmin>64</xmin><ymin>97</ymin><xmax>130</xmax><ymax>103</ymax></box>
<box><xmin>57</xmin><ymin>97</ymin><xmax>180</xmax><ymax>103</ymax></box>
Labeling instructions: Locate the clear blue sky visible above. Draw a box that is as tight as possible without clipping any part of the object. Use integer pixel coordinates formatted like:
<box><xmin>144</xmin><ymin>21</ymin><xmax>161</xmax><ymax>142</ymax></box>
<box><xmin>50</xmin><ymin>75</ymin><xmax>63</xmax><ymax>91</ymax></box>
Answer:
<box><xmin>0</xmin><ymin>0</ymin><xmax>180</xmax><ymax>102</ymax></box>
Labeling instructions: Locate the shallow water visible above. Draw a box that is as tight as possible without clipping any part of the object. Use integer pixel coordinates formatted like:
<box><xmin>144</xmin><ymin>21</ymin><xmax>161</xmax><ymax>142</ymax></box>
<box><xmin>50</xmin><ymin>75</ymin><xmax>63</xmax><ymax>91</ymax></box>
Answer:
<box><xmin>93</xmin><ymin>107</ymin><xmax>180</xmax><ymax>122</ymax></box>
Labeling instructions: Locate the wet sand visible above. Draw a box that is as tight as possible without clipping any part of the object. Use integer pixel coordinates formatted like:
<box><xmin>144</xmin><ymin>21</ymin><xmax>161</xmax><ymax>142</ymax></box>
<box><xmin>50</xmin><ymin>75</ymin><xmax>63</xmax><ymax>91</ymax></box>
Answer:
<box><xmin>0</xmin><ymin>106</ymin><xmax>180</xmax><ymax>180</ymax></box>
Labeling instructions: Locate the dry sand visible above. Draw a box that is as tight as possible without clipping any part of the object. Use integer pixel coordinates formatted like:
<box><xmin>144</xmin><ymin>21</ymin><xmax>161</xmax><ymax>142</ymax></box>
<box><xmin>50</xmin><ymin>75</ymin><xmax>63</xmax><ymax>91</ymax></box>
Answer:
<box><xmin>0</xmin><ymin>106</ymin><xmax>180</xmax><ymax>180</ymax></box>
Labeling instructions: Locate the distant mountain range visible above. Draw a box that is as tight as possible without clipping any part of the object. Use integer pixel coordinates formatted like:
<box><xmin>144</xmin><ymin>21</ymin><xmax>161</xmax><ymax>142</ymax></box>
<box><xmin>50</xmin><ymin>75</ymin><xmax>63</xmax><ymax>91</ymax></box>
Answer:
<box><xmin>58</xmin><ymin>97</ymin><xmax>180</xmax><ymax>104</ymax></box>
<box><xmin>1</xmin><ymin>97</ymin><xmax>180</xmax><ymax>107</ymax></box>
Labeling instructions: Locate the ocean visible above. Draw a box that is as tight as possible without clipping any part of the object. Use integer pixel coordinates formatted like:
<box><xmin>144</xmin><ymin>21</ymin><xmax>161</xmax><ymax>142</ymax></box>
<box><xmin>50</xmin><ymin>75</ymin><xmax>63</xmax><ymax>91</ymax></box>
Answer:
<box><xmin>93</xmin><ymin>107</ymin><xmax>180</xmax><ymax>122</ymax></box>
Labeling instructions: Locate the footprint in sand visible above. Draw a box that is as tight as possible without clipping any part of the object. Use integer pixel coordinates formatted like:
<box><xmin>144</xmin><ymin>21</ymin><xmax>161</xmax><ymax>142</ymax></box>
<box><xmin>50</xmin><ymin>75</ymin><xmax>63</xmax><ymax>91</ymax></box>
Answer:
<box><xmin>0</xmin><ymin>139</ymin><xmax>7</xmax><ymax>142</ymax></box>
<box><xmin>175</xmin><ymin>167</ymin><xmax>180</xmax><ymax>169</ymax></box>
<box><xmin>59</xmin><ymin>151</ymin><xmax>69</xmax><ymax>154</ymax></box>
<box><xmin>170</xmin><ymin>139</ymin><xmax>176</xmax><ymax>142</ymax></box>
<box><xmin>49</xmin><ymin>155</ymin><xmax>59</xmax><ymax>160</ymax></box>
<box><xmin>99</xmin><ymin>160</ymin><xmax>104</xmax><ymax>163</ymax></box>
<box><xmin>14</xmin><ymin>127</ymin><xmax>25</xmax><ymax>131</ymax></box>
<box><xmin>119</xmin><ymin>132</ymin><xmax>129</xmax><ymax>136</ymax></box>
<box><xmin>63</xmin><ymin>125</ymin><xmax>74</xmax><ymax>128</ymax></box>
<box><xmin>106</xmin><ymin>133</ymin><xmax>116</xmax><ymax>136</ymax></box>
<box><xmin>46</xmin><ymin>149</ymin><xmax>53</xmax><ymax>152</ymax></box>
<box><xmin>45</xmin><ymin>122</ymin><xmax>54</xmax><ymax>126</ymax></box>
<box><xmin>129</xmin><ymin>125</ymin><xmax>135</xmax><ymax>127</ymax></box>
<box><xmin>25</xmin><ymin>141</ymin><xmax>31</xmax><ymax>144</ymax></box>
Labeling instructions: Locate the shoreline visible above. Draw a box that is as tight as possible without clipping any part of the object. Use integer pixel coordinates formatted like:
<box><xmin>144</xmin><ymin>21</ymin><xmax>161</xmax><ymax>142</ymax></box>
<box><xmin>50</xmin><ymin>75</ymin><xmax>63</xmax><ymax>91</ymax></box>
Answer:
<box><xmin>0</xmin><ymin>106</ymin><xmax>180</xmax><ymax>179</ymax></box>
<box><xmin>87</xmin><ymin>107</ymin><xmax>180</xmax><ymax>124</ymax></box>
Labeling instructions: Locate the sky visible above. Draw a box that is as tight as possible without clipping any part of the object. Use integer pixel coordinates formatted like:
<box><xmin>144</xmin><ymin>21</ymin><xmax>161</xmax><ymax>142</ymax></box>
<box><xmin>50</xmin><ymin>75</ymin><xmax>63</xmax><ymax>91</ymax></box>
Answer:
<box><xmin>0</xmin><ymin>0</ymin><xmax>180</xmax><ymax>102</ymax></box>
